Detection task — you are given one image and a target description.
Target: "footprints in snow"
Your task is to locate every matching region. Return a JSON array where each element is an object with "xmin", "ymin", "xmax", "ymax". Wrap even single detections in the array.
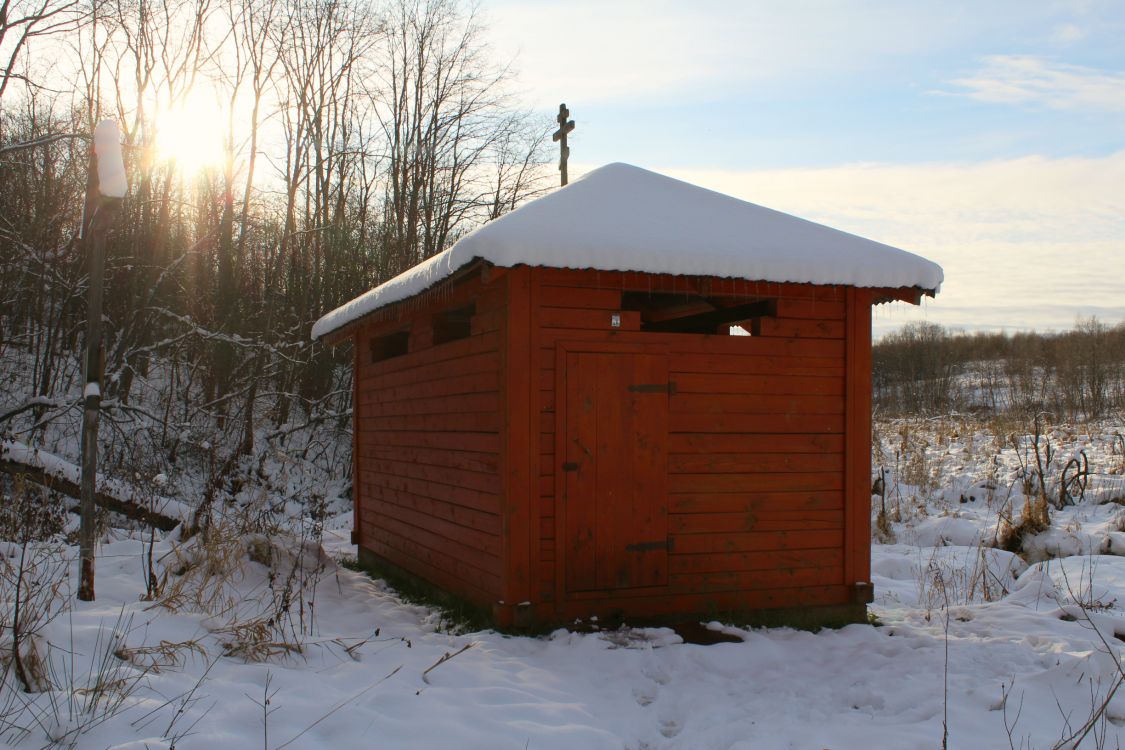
[
  {"xmin": 633, "ymin": 657, "xmax": 683, "ymax": 741},
  {"xmin": 659, "ymin": 719, "xmax": 683, "ymax": 739},
  {"xmin": 632, "ymin": 685, "xmax": 656, "ymax": 707}
]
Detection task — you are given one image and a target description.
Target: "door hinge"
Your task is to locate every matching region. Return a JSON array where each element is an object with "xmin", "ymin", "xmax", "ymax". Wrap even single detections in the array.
[
  {"xmin": 625, "ymin": 538, "xmax": 673, "ymax": 553},
  {"xmin": 562, "ymin": 461, "xmax": 579, "ymax": 472}
]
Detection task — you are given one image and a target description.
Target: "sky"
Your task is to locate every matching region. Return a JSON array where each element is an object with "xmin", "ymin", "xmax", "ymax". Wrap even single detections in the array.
[{"xmin": 484, "ymin": 0, "xmax": 1125, "ymax": 336}]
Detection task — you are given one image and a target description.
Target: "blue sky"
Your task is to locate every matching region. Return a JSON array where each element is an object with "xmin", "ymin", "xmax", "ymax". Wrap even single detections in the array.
[{"xmin": 486, "ymin": 0, "xmax": 1125, "ymax": 335}]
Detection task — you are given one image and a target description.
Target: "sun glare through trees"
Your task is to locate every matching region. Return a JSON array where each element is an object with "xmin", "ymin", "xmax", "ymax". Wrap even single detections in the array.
[{"xmin": 152, "ymin": 89, "xmax": 228, "ymax": 174}]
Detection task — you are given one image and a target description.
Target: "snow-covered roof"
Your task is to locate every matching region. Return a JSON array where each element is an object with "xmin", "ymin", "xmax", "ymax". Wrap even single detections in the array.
[{"xmin": 312, "ymin": 163, "xmax": 943, "ymax": 340}]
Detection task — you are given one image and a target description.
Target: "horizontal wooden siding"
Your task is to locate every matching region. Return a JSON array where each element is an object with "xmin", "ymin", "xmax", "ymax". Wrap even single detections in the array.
[
  {"xmin": 354, "ymin": 278, "xmax": 505, "ymax": 606},
  {"xmin": 532, "ymin": 268, "xmax": 852, "ymax": 618}
]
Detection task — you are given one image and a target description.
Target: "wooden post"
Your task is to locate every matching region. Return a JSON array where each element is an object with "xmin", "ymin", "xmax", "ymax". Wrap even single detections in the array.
[
  {"xmin": 77, "ymin": 171, "xmax": 106, "ymax": 602},
  {"xmin": 552, "ymin": 104, "xmax": 575, "ymax": 186},
  {"xmin": 77, "ymin": 121, "xmax": 126, "ymax": 602}
]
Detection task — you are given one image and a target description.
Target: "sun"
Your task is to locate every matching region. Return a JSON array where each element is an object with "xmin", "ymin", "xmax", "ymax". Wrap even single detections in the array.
[{"xmin": 153, "ymin": 89, "xmax": 227, "ymax": 174}]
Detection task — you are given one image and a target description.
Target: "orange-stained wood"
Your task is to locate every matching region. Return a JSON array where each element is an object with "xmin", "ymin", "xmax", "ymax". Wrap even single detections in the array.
[
  {"xmin": 669, "ymin": 433, "xmax": 844, "ymax": 454},
  {"xmin": 669, "ymin": 472, "xmax": 843, "ymax": 494},
  {"xmin": 671, "ymin": 529, "xmax": 843, "ymax": 555},
  {"xmin": 358, "ymin": 330, "xmax": 502, "ymax": 378},
  {"xmin": 670, "ymin": 491, "xmax": 844, "ymax": 514},
  {"xmin": 669, "ymin": 393, "xmax": 844, "ymax": 415},
  {"xmin": 351, "ymin": 334, "xmax": 361, "ymax": 546},
  {"xmin": 539, "ymin": 285, "xmax": 622, "ymax": 309},
  {"xmin": 357, "ymin": 392, "xmax": 500, "ymax": 417},
  {"xmin": 502, "ymin": 267, "xmax": 534, "ymax": 612},
  {"xmin": 361, "ymin": 430, "xmax": 500, "ymax": 453},
  {"xmin": 664, "ymin": 353, "xmax": 844, "ymax": 377},
  {"xmin": 359, "ymin": 345, "xmax": 502, "ymax": 384},
  {"xmin": 363, "ymin": 495, "xmax": 501, "ymax": 551},
  {"xmin": 671, "ymin": 548, "xmax": 843, "ymax": 575},
  {"xmin": 358, "ymin": 457, "xmax": 500, "ymax": 493},
  {"xmin": 363, "ymin": 522, "xmax": 500, "ymax": 601},
  {"xmin": 363, "ymin": 484, "xmax": 501, "ymax": 534},
  {"xmin": 359, "ymin": 411, "xmax": 501, "ymax": 433},
  {"xmin": 668, "ymin": 452, "xmax": 844, "ymax": 474},
  {"xmin": 751, "ymin": 318, "xmax": 845, "ymax": 339},
  {"xmin": 540, "ymin": 307, "xmax": 641, "ymax": 331},
  {"xmin": 351, "ymin": 289, "xmax": 506, "ymax": 604},
  {"xmin": 534, "ymin": 328, "xmax": 847, "ymax": 359},
  {"xmin": 361, "ymin": 514, "xmax": 500, "ymax": 576},
  {"xmin": 673, "ymin": 373, "xmax": 844, "ymax": 396},
  {"xmin": 669, "ymin": 566, "xmax": 843, "ymax": 592},
  {"xmin": 561, "ymin": 347, "xmax": 670, "ymax": 592},
  {"xmin": 359, "ymin": 444, "xmax": 499, "ymax": 473},
  {"xmin": 357, "ymin": 372, "xmax": 500, "ymax": 405},
  {"xmin": 773, "ymin": 299, "xmax": 847, "ymax": 320},
  {"xmin": 669, "ymin": 413, "xmax": 844, "ymax": 434},
  {"xmin": 844, "ymin": 287, "xmax": 874, "ymax": 588},
  {"xmin": 342, "ymin": 260, "xmax": 916, "ymax": 625},
  {"xmin": 357, "ymin": 473, "xmax": 499, "ymax": 514},
  {"xmin": 670, "ymin": 510, "xmax": 844, "ymax": 534},
  {"xmin": 526, "ymin": 269, "xmax": 543, "ymax": 613}
]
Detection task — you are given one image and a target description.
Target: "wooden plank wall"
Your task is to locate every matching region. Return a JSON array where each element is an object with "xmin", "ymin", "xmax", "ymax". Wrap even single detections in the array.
[
  {"xmin": 532, "ymin": 268, "xmax": 856, "ymax": 618},
  {"xmin": 353, "ymin": 275, "xmax": 506, "ymax": 606}
]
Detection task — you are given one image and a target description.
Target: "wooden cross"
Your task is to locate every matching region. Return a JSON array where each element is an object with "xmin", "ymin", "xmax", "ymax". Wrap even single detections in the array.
[{"xmin": 552, "ymin": 103, "xmax": 575, "ymax": 186}]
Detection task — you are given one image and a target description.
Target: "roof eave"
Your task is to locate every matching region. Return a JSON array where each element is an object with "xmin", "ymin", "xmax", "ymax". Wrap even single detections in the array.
[
  {"xmin": 871, "ymin": 286, "xmax": 936, "ymax": 306},
  {"xmin": 313, "ymin": 258, "xmax": 495, "ymax": 346}
]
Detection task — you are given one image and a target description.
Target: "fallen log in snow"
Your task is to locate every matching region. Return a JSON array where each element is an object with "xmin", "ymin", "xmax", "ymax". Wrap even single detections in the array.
[{"xmin": 0, "ymin": 441, "xmax": 185, "ymax": 531}]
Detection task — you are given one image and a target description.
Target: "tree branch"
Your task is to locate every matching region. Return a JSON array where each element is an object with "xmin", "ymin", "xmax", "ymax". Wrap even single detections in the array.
[{"xmin": 0, "ymin": 132, "xmax": 88, "ymax": 156}]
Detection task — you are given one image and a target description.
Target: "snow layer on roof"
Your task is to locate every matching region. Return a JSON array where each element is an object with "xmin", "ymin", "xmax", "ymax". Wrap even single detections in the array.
[{"xmin": 312, "ymin": 163, "xmax": 943, "ymax": 340}]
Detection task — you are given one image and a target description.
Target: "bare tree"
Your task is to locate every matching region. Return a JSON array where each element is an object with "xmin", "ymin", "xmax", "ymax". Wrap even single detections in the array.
[
  {"xmin": 1, "ymin": 0, "xmax": 551, "ymax": 563},
  {"xmin": 0, "ymin": 0, "xmax": 84, "ymax": 106},
  {"xmin": 372, "ymin": 0, "xmax": 547, "ymax": 277}
]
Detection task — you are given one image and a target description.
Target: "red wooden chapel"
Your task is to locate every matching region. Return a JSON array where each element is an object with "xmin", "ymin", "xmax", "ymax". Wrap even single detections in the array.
[{"xmin": 313, "ymin": 163, "xmax": 943, "ymax": 628}]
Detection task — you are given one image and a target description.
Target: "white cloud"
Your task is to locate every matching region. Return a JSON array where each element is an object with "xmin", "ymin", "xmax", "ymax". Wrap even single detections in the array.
[
  {"xmin": 569, "ymin": 152, "xmax": 1125, "ymax": 334},
  {"xmin": 947, "ymin": 55, "xmax": 1125, "ymax": 112},
  {"xmin": 1050, "ymin": 23, "xmax": 1087, "ymax": 44}
]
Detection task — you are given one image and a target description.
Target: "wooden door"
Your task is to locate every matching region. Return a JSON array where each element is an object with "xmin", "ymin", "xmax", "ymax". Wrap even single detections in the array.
[{"xmin": 562, "ymin": 350, "xmax": 669, "ymax": 593}]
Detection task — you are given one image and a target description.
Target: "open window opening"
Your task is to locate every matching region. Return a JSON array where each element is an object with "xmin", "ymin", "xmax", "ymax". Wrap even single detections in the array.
[
  {"xmin": 620, "ymin": 292, "xmax": 777, "ymax": 335},
  {"xmin": 432, "ymin": 302, "xmax": 475, "ymax": 345},
  {"xmin": 371, "ymin": 330, "xmax": 410, "ymax": 363}
]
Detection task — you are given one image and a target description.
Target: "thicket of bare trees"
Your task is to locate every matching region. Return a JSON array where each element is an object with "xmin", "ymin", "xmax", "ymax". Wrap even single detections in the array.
[
  {"xmin": 0, "ymin": 0, "xmax": 550, "ymax": 514},
  {"xmin": 874, "ymin": 319, "xmax": 1125, "ymax": 418}
]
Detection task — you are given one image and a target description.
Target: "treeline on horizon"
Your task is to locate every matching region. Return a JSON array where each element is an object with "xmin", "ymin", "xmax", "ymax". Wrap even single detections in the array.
[{"xmin": 873, "ymin": 318, "xmax": 1125, "ymax": 419}]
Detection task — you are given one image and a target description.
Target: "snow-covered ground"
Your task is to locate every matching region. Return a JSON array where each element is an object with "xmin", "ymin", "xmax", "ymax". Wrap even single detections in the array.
[{"xmin": 4, "ymin": 416, "xmax": 1125, "ymax": 749}]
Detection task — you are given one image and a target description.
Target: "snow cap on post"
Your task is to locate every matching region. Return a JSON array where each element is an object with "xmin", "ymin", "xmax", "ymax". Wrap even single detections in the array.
[{"xmin": 93, "ymin": 119, "xmax": 127, "ymax": 198}]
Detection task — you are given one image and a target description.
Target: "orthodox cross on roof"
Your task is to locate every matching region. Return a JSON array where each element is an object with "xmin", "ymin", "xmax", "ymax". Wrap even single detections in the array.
[{"xmin": 552, "ymin": 103, "xmax": 575, "ymax": 186}]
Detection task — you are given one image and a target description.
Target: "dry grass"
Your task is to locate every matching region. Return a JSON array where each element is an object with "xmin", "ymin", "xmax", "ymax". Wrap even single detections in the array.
[
  {"xmin": 213, "ymin": 618, "xmax": 303, "ymax": 663},
  {"xmin": 114, "ymin": 639, "xmax": 207, "ymax": 673},
  {"xmin": 155, "ymin": 521, "xmax": 246, "ymax": 619},
  {"xmin": 896, "ymin": 423, "xmax": 937, "ymax": 497},
  {"xmin": 916, "ymin": 544, "xmax": 1015, "ymax": 622},
  {"xmin": 153, "ymin": 502, "xmax": 332, "ymax": 667},
  {"xmin": 874, "ymin": 509, "xmax": 895, "ymax": 543},
  {"xmin": 997, "ymin": 496, "xmax": 1052, "ymax": 555}
]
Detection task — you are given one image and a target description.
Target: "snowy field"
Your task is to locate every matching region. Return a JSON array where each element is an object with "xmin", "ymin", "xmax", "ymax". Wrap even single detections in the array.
[{"xmin": 4, "ymin": 416, "xmax": 1125, "ymax": 749}]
